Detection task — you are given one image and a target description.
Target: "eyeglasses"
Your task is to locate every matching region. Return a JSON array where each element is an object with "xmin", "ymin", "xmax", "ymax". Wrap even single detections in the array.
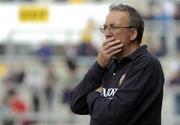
[{"xmin": 100, "ymin": 25, "xmax": 133, "ymax": 33}]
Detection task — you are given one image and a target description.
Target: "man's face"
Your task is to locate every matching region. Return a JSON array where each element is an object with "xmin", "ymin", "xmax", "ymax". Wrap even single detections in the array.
[{"xmin": 104, "ymin": 11, "xmax": 132, "ymax": 47}]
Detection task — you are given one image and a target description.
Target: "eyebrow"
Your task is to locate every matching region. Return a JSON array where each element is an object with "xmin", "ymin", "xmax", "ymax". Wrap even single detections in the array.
[
  {"xmin": 104, "ymin": 24, "xmax": 119, "ymax": 26},
  {"xmin": 103, "ymin": 23, "xmax": 130, "ymax": 27}
]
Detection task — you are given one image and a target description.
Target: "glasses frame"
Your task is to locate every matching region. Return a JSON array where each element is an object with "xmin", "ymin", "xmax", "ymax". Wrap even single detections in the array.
[{"xmin": 100, "ymin": 25, "xmax": 134, "ymax": 33}]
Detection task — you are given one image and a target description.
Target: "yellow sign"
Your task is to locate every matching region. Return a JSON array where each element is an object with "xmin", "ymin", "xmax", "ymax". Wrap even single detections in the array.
[
  {"xmin": 0, "ymin": 64, "xmax": 7, "ymax": 76},
  {"xmin": 69, "ymin": 0, "xmax": 85, "ymax": 4},
  {"xmin": 19, "ymin": 6, "xmax": 48, "ymax": 22}
]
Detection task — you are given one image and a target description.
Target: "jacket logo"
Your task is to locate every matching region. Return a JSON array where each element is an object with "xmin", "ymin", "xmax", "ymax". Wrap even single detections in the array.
[
  {"xmin": 119, "ymin": 74, "xmax": 126, "ymax": 86},
  {"xmin": 101, "ymin": 88, "xmax": 118, "ymax": 97}
]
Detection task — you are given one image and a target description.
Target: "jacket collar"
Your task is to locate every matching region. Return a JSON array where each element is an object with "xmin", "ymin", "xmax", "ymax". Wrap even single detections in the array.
[
  {"xmin": 127, "ymin": 45, "xmax": 148, "ymax": 60},
  {"xmin": 113, "ymin": 45, "xmax": 148, "ymax": 65}
]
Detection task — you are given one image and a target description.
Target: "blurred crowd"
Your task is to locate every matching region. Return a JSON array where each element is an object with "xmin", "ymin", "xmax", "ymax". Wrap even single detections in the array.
[{"xmin": 0, "ymin": 0, "xmax": 179, "ymax": 125}]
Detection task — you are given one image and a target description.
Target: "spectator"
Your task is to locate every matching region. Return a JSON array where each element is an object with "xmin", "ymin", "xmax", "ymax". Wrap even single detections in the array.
[
  {"xmin": 36, "ymin": 43, "xmax": 53, "ymax": 65},
  {"xmin": 169, "ymin": 68, "xmax": 180, "ymax": 115}
]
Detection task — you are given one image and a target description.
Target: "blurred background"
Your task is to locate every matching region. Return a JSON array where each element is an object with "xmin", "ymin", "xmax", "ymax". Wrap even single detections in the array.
[{"xmin": 0, "ymin": 0, "xmax": 179, "ymax": 125}]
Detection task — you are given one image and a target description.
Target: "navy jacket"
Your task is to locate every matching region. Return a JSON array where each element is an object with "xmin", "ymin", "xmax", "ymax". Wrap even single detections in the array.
[{"xmin": 70, "ymin": 45, "xmax": 164, "ymax": 125}]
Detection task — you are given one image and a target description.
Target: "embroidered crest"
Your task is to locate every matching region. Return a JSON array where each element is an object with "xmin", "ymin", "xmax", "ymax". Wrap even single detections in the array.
[{"xmin": 119, "ymin": 74, "xmax": 126, "ymax": 86}]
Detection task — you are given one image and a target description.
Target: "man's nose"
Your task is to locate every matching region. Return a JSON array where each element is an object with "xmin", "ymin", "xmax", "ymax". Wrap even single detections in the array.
[{"xmin": 105, "ymin": 29, "xmax": 113, "ymax": 39}]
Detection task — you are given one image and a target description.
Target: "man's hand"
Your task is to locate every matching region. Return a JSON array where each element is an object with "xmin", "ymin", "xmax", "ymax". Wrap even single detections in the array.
[
  {"xmin": 97, "ymin": 37, "xmax": 123, "ymax": 68},
  {"xmin": 95, "ymin": 86, "xmax": 103, "ymax": 93}
]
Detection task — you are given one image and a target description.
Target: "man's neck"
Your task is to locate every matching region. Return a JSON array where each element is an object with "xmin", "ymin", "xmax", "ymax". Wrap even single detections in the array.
[{"xmin": 116, "ymin": 43, "xmax": 139, "ymax": 61}]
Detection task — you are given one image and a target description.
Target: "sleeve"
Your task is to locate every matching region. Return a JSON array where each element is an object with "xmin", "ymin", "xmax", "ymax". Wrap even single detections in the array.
[
  {"xmin": 86, "ymin": 58, "xmax": 164, "ymax": 123},
  {"xmin": 70, "ymin": 61, "xmax": 107, "ymax": 114}
]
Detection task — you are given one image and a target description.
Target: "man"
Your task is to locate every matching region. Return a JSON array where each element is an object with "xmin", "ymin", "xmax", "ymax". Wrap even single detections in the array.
[{"xmin": 70, "ymin": 3, "xmax": 164, "ymax": 125}]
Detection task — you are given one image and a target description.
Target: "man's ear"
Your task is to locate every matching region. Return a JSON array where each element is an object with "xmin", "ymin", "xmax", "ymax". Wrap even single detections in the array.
[{"xmin": 130, "ymin": 28, "xmax": 137, "ymax": 41}]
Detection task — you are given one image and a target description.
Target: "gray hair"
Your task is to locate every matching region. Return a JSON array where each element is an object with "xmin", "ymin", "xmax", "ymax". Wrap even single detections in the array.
[{"xmin": 109, "ymin": 4, "xmax": 144, "ymax": 44}]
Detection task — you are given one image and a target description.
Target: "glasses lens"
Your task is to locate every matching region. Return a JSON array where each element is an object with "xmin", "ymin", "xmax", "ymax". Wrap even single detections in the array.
[{"xmin": 100, "ymin": 26, "xmax": 105, "ymax": 33}]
